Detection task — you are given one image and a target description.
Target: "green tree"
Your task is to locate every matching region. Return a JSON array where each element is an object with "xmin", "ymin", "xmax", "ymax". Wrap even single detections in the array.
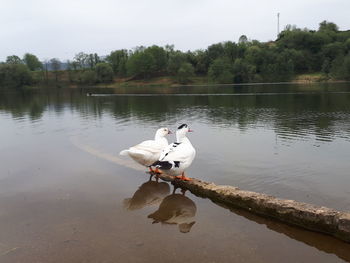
[
  {"xmin": 0, "ymin": 64, "xmax": 33, "ymax": 88},
  {"xmin": 232, "ymin": 59, "xmax": 256, "ymax": 83},
  {"xmin": 145, "ymin": 45, "xmax": 167, "ymax": 72},
  {"xmin": 321, "ymin": 42, "xmax": 345, "ymax": 61},
  {"xmin": 245, "ymin": 45, "xmax": 266, "ymax": 73},
  {"xmin": 127, "ymin": 51, "xmax": 155, "ymax": 79},
  {"xmin": 207, "ymin": 43, "xmax": 225, "ymax": 63},
  {"xmin": 74, "ymin": 52, "xmax": 89, "ymax": 69},
  {"xmin": 6, "ymin": 55, "xmax": 22, "ymax": 64},
  {"xmin": 277, "ymin": 27, "xmax": 326, "ymax": 54},
  {"xmin": 23, "ymin": 53, "xmax": 42, "ymax": 71},
  {"xmin": 87, "ymin": 53, "xmax": 100, "ymax": 69},
  {"xmin": 167, "ymin": 51, "xmax": 187, "ymax": 75},
  {"xmin": 208, "ymin": 57, "xmax": 233, "ymax": 84},
  {"xmin": 321, "ymin": 58, "xmax": 331, "ymax": 74},
  {"xmin": 106, "ymin": 49, "xmax": 128, "ymax": 76},
  {"xmin": 95, "ymin": 63, "xmax": 114, "ymax": 83},
  {"xmin": 239, "ymin": 35, "xmax": 248, "ymax": 44},
  {"xmin": 319, "ymin": 21, "xmax": 338, "ymax": 32},
  {"xmin": 343, "ymin": 55, "xmax": 350, "ymax": 80},
  {"xmin": 345, "ymin": 39, "xmax": 350, "ymax": 52},
  {"xmin": 177, "ymin": 62, "xmax": 194, "ymax": 84},
  {"xmin": 223, "ymin": 41, "xmax": 238, "ymax": 62},
  {"xmin": 260, "ymin": 50, "xmax": 294, "ymax": 81},
  {"xmin": 81, "ymin": 70, "xmax": 97, "ymax": 84},
  {"xmin": 330, "ymin": 54, "xmax": 350, "ymax": 80},
  {"xmin": 187, "ymin": 50, "xmax": 209, "ymax": 75}
]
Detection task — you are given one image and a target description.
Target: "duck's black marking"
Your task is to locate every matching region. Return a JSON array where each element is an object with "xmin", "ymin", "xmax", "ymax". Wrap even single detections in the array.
[
  {"xmin": 153, "ymin": 161, "xmax": 173, "ymax": 170},
  {"xmin": 172, "ymin": 142, "xmax": 181, "ymax": 148},
  {"xmin": 152, "ymin": 160, "xmax": 181, "ymax": 170},
  {"xmin": 177, "ymin": 124, "xmax": 188, "ymax": 130}
]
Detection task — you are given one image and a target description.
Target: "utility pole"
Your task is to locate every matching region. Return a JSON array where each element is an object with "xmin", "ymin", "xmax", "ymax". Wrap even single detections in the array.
[{"xmin": 277, "ymin": 13, "xmax": 280, "ymax": 38}]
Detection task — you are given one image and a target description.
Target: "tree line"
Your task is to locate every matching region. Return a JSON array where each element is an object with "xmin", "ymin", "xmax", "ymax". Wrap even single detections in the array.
[{"xmin": 1, "ymin": 20, "xmax": 350, "ymax": 89}]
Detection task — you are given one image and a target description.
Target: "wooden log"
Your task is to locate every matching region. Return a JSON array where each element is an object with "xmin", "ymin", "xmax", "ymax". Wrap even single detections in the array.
[{"xmin": 154, "ymin": 173, "xmax": 350, "ymax": 243}]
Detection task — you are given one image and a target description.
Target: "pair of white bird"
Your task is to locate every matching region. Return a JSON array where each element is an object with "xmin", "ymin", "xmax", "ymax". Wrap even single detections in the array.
[{"xmin": 120, "ymin": 124, "xmax": 196, "ymax": 181}]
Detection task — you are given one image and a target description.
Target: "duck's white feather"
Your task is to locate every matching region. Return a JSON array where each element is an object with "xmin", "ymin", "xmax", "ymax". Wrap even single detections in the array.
[
  {"xmin": 155, "ymin": 125, "xmax": 196, "ymax": 175},
  {"xmin": 160, "ymin": 140, "xmax": 195, "ymax": 164},
  {"xmin": 120, "ymin": 128, "xmax": 170, "ymax": 167}
]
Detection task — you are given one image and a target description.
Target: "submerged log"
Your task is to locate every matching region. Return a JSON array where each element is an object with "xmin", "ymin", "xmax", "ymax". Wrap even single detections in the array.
[{"xmin": 155, "ymin": 174, "xmax": 350, "ymax": 243}]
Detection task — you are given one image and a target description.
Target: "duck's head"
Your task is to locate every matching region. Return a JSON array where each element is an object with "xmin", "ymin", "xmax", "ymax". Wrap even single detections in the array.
[
  {"xmin": 176, "ymin": 124, "xmax": 193, "ymax": 136},
  {"xmin": 176, "ymin": 124, "xmax": 193, "ymax": 140},
  {"xmin": 155, "ymin": 127, "xmax": 172, "ymax": 138}
]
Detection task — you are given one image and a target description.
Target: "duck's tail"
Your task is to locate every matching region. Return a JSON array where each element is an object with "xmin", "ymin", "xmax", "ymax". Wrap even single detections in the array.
[{"xmin": 119, "ymin": 149, "xmax": 129, "ymax": 156}]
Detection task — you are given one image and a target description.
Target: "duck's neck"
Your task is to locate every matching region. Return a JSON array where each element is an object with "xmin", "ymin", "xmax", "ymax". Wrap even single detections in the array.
[
  {"xmin": 155, "ymin": 135, "xmax": 168, "ymax": 146},
  {"xmin": 176, "ymin": 134, "xmax": 189, "ymax": 143}
]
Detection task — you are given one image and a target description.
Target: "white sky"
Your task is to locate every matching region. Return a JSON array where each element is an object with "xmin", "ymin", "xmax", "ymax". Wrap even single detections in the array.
[{"xmin": 1, "ymin": 0, "xmax": 349, "ymax": 61}]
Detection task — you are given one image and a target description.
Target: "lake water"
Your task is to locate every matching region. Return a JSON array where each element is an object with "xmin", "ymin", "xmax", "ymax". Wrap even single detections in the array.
[{"xmin": 1, "ymin": 83, "xmax": 350, "ymax": 262}]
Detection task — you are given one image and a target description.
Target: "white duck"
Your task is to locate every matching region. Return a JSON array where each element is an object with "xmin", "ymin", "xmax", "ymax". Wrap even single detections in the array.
[
  {"xmin": 153, "ymin": 124, "xmax": 196, "ymax": 181},
  {"xmin": 120, "ymin": 128, "xmax": 171, "ymax": 172}
]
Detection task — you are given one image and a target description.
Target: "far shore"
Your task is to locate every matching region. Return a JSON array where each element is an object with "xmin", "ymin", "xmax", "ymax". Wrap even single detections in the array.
[
  {"xmin": 21, "ymin": 72, "xmax": 349, "ymax": 90},
  {"xmin": 85, "ymin": 73, "xmax": 350, "ymax": 89}
]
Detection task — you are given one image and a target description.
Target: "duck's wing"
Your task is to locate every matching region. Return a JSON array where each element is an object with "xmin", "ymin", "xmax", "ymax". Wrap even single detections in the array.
[
  {"xmin": 158, "ymin": 142, "xmax": 182, "ymax": 161},
  {"xmin": 121, "ymin": 140, "xmax": 166, "ymax": 166},
  {"xmin": 161, "ymin": 142, "xmax": 192, "ymax": 162},
  {"xmin": 154, "ymin": 143, "xmax": 193, "ymax": 170},
  {"xmin": 131, "ymin": 140, "xmax": 164, "ymax": 154}
]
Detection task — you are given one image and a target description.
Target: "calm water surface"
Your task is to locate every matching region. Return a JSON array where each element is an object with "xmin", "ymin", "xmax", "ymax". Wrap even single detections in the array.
[{"xmin": 1, "ymin": 83, "xmax": 350, "ymax": 262}]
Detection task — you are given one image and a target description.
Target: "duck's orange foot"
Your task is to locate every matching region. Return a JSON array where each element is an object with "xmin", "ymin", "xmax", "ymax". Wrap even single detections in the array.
[
  {"xmin": 154, "ymin": 168, "xmax": 163, "ymax": 174},
  {"xmin": 175, "ymin": 175, "xmax": 192, "ymax": 181}
]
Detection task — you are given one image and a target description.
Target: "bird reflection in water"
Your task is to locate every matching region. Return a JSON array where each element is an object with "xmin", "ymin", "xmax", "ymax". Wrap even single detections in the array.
[
  {"xmin": 148, "ymin": 187, "xmax": 197, "ymax": 233},
  {"xmin": 123, "ymin": 176, "xmax": 171, "ymax": 210}
]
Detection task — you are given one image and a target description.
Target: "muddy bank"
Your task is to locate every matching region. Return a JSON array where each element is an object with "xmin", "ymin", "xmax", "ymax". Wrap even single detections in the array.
[{"xmin": 155, "ymin": 173, "xmax": 350, "ymax": 243}]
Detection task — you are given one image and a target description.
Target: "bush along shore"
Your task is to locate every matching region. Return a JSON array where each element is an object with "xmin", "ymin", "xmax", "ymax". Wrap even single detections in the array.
[{"xmin": 1, "ymin": 20, "xmax": 350, "ymax": 89}]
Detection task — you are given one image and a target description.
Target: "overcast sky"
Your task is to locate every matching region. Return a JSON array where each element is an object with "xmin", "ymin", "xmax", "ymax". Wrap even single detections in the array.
[{"xmin": 1, "ymin": 0, "xmax": 349, "ymax": 61}]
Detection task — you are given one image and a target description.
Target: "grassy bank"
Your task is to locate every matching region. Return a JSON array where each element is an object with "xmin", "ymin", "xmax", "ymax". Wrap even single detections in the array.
[
  {"xmin": 22, "ymin": 71, "xmax": 348, "ymax": 90},
  {"xmin": 96, "ymin": 73, "xmax": 345, "ymax": 88}
]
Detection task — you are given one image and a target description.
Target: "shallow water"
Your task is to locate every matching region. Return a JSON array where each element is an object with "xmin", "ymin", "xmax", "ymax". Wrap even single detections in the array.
[{"xmin": 1, "ymin": 83, "xmax": 350, "ymax": 262}]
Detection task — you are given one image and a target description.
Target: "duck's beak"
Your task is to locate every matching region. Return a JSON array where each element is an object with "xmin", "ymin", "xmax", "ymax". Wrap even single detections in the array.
[
  {"xmin": 168, "ymin": 130, "xmax": 173, "ymax": 134},
  {"xmin": 188, "ymin": 129, "xmax": 194, "ymax": 132}
]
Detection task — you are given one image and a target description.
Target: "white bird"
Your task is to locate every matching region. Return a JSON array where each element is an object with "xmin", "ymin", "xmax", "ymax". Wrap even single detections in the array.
[
  {"xmin": 120, "ymin": 128, "xmax": 172, "ymax": 172},
  {"xmin": 153, "ymin": 124, "xmax": 196, "ymax": 181}
]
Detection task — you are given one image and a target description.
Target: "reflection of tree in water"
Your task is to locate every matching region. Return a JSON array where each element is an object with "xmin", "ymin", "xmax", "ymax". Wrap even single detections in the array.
[
  {"xmin": 0, "ymin": 90, "xmax": 46, "ymax": 121},
  {"xmin": 1, "ymin": 85, "xmax": 350, "ymax": 142},
  {"xmin": 123, "ymin": 179, "xmax": 170, "ymax": 210},
  {"xmin": 148, "ymin": 189, "xmax": 197, "ymax": 233}
]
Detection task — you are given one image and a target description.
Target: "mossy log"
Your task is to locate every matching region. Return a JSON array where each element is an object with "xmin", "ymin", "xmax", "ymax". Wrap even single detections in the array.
[{"xmin": 156, "ymin": 174, "xmax": 350, "ymax": 243}]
